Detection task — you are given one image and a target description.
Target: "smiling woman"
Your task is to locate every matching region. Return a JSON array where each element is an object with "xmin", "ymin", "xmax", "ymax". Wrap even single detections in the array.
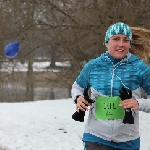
[
  {"xmin": 106, "ymin": 34, "xmax": 130, "ymax": 59},
  {"xmin": 105, "ymin": 23, "xmax": 132, "ymax": 59},
  {"xmin": 71, "ymin": 22, "xmax": 150, "ymax": 150}
]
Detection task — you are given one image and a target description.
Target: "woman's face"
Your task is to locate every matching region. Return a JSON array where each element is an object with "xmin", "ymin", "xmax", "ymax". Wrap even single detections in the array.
[{"xmin": 107, "ymin": 34, "xmax": 130, "ymax": 59}]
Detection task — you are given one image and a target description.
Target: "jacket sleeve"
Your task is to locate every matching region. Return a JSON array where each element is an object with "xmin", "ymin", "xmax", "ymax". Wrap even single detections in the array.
[
  {"xmin": 137, "ymin": 97, "xmax": 150, "ymax": 113},
  {"xmin": 136, "ymin": 64, "xmax": 150, "ymax": 113},
  {"xmin": 71, "ymin": 59, "xmax": 95, "ymax": 102}
]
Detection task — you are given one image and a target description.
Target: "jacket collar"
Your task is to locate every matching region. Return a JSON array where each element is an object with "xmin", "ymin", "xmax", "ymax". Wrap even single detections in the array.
[
  {"xmin": 99, "ymin": 51, "xmax": 140, "ymax": 65},
  {"xmin": 102, "ymin": 51, "xmax": 128, "ymax": 64}
]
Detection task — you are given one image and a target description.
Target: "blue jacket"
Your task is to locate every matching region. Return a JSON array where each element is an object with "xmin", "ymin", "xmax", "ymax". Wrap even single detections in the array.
[{"xmin": 71, "ymin": 52, "xmax": 150, "ymax": 148}]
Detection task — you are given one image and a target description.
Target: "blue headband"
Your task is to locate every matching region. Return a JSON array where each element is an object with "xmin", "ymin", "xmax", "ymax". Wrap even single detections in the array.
[{"xmin": 105, "ymin": 22, "xmax": 132, "ymax": 45}]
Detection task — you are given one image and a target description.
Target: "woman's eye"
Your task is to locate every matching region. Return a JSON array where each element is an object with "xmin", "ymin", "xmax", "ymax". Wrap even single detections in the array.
[
  {"xmin": 113, "ymin": 38, "xmax": 119, "ymax": 40},
  {"xmin": 124, "ymin": 39, "xmax": 130, "ymax": 42}
]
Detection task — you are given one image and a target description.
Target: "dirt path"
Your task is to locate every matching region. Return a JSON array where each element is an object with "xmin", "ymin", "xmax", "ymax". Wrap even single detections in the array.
[{"xmin": 0, "ymin": 147, "xmax": 10, "ymax": 150}]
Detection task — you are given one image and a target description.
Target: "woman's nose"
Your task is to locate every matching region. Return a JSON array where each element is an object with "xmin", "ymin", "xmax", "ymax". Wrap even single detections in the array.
[{"xmin": 118, "ymin": 40, "xmax": 124, "ymax": 46}]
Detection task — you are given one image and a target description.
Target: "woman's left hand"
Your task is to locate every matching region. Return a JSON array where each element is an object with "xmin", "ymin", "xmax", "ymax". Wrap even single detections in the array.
[{"xmin": 119, "ymin": 98, "xmax": 139, "ymax": 110}]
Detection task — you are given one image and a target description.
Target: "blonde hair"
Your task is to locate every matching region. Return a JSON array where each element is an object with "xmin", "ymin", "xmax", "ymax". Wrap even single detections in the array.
[{"xmin": 130, "ymin": 27, "xmax": 150, "ymax": 62}]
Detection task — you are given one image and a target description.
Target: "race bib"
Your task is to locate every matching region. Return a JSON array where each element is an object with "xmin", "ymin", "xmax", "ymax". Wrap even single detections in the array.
[{"xmin": 95, "ymin": 96, "xmax": 124, "ymax": 120}]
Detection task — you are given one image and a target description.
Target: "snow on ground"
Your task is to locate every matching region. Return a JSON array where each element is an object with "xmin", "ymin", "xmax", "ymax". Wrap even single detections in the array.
[
  {"xmin": 0, "ymin": 99, "xmax": 150, "ymax": 150},
  {"xmin": 1, "ymin": 61, "xmax": 70, "ymax": 72}
]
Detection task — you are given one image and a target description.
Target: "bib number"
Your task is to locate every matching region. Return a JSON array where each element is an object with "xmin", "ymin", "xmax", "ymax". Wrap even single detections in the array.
[{"xmin": 95, "ymin": 96, "xmax": 124, "ymax": 120}]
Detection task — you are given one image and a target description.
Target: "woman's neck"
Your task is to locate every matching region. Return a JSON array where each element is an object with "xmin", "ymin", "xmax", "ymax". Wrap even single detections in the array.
[{"xmin": 106, "ymin": 52, "xmax": 122, "ymax": 64}]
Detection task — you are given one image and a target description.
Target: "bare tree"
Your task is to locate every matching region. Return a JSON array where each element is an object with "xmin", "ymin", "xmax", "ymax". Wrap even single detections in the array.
[{"xmin": 0, "ymin": 0, "xmax": 149, "ymax": 101}]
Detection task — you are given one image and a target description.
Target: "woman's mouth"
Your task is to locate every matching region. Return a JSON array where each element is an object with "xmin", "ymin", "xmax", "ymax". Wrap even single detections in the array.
[{"xmin": 117, "ymin": 49, "xmax": 124, "ymax": 52}]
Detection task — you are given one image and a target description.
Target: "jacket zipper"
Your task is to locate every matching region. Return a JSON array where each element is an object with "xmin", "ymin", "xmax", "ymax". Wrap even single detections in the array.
[
  {"xmin": 111, "ymin": 66, "xmax": 115, "ymax": 97},
  {"xmin": 110, "ymin": 62, "xmax": 125, "ymax": 141}
]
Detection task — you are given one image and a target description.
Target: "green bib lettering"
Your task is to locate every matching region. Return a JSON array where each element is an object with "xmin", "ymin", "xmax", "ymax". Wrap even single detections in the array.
[{"xmin": 95, "ymin": 96, "xmax": 124, "ymax": 120}]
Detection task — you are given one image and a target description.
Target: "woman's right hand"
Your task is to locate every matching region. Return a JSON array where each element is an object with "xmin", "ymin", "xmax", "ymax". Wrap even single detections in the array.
[{"xmin": 76, "ymin": 96, "xmax": 91, "ymax": 112}]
